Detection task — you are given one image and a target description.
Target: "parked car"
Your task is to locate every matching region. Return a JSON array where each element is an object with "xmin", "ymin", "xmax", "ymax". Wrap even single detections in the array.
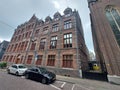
[
  {"xmin": 25, "ymin": 67, "xmax": 56, "ymax": 84},
  {"xmin": 7, "ymin": 64, "xmax": 28, "ymax": 76}
]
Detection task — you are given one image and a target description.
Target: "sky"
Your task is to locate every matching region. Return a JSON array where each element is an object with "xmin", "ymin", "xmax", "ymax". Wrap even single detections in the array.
[{"xmin": 0, "ymin": 0, "xmax": 94, "ymax": 53}]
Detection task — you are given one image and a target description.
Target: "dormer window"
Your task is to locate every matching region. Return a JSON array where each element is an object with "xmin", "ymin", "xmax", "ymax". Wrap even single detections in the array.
[
  {"xmin": 54, "ymin": 12, "xmax": 61, "ymax": 21},
  {"xmin": 54, "ymin": 18, "xmax": 59, "ymax": 21},
  {"xmin": 65, "ymin": 13, "xmax": 71, "ymax": 17},
  {"xmin": 38, "ymin": 20, "xmax": 44, "ymax": 26},
  {"xmin": 64, "ymin": 7, "xmax": 72, "ymax": 17},
  {"xmin": 45, "ymin": 16, "xmax": 52, "ymax": 24}
]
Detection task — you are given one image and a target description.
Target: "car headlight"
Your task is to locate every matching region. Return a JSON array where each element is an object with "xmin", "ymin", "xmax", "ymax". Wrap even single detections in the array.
[{"xmin": 44, "ymin": 74, "xmax": 52, "ymax": 79}]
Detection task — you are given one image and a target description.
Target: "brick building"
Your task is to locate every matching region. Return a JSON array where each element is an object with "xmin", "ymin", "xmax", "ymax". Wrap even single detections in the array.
[
  {"xmin": 88, "ymin": 0, "xmax": 120, "ymax": 84},
  {"xmin": 2, "ymin": 8, "xmax": 89, "ymax": 77}
]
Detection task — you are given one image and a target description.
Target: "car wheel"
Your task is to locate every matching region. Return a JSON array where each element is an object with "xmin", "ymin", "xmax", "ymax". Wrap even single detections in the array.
[
  {"xmin": 15, "ymin": 72, "xmax": 19, "ymax": 76},
  {"xmin": 7, "ymin": 69, "xmax": 10, "ymax": 74},
  {"xmin": 25, "ymin": 74, "xmax": 29, "ymax": 79},
  {"xmin": 41, "ymin": 78, "xmax": 47, "ymax": 84}
]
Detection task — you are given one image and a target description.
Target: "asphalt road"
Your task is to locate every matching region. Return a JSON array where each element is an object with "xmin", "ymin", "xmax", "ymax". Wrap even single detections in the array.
[
  {"xmin": 1, "ymin": 70, "xmax": 120, "ymax": 90},
  {"xmin": 0, "ymin": 71, "xmax": 57, "ymax": 90},
  {"xmin": 0, "ymin": 71, "xmax": 82, "ymax": 90}
]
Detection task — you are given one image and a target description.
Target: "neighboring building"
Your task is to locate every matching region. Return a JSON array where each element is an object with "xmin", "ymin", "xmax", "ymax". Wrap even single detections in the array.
[
  {"xmin": 89, "ymin": 51, "xmax": 95, "ymax": 61},
  {"xmin": 0, "ymin": 40, "xmax": 9, "ymax": 61},
  {"xmin": 88, "ymin": 0, "xmax": 120, "ymax": 84},
  {"xmin": 2, "ymin": 8, "xmax": 89, "ymax": 77}
]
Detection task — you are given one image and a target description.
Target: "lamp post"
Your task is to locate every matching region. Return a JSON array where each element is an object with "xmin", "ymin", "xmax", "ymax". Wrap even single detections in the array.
[{"xmin": 31, "ymin": 38, "xmax": 37, "ymax": 66}]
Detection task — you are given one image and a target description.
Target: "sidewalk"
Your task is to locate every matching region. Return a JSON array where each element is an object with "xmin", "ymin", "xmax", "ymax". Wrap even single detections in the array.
[
  {"xmin": 0, "ymin": 68, "xmax": 6, "ymax": 72},
  {"xmin": 56, "ymin": 75, "xmax": 120, "ymax": 90}
]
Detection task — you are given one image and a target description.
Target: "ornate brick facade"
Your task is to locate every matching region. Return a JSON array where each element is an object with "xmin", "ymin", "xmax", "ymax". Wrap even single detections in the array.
[{"xmin": 2, "ymin": 8, "xmax": 89, "ymax": 77}]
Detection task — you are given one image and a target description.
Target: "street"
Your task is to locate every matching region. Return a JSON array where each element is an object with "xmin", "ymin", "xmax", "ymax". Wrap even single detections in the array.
[
  {"xmin": 0, "ymin": 71, "xmax": 82, "ymax": 90},
  {"xmin": 0, "ymin": 70, "xmax": 120, "ymax": 90}
]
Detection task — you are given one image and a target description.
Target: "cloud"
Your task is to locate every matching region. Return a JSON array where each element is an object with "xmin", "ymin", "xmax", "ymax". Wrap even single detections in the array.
[{"xmin": 52, "ymin": 1, "xmax": 60, "ymax": 9}]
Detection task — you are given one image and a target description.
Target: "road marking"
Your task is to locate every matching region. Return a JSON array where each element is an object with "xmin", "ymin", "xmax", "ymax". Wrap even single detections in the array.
[
  {"xmin": 21, "ymin": 76, "xmax": 25, "ymax": 78},
  {"xmin": 71, "ymin": 84, "xmax": 75, "ymax": 90},
  {"xmin": 76, "ymin": 84, "xmax": 91, "ymax": 90},
  {"xmin": 50, "ymin": 84, "xmax": 61, "ymax": 90},
  {"xmin": 60, "ymin": 82, "xmax": 66, "ymax": 89}
]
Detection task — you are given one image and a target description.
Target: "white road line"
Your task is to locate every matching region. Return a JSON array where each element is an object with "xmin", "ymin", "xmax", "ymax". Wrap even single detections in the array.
[
  {"xmin": 50, "ymin": 84, "xmax": 61, "ymax": 90},
  {"xmin": 60, "ymin": 82, "xmax": 66, "ymax": 89},
  {"xmin": 71, "ymin": 84, "xmax": 75, "ymax": 90},
  {"xmin": 21, "ymin": 76, "xmax": 25, "ymax": 78},
  {"xmin": 76, "ymin": 84, "xmax": 91, "ymax": 90}
]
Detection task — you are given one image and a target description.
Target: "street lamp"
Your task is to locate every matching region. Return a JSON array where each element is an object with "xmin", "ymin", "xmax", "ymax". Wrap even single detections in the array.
[{"xmin": 31, "ymin": 38, "xmax": 38, "ymax": 66}]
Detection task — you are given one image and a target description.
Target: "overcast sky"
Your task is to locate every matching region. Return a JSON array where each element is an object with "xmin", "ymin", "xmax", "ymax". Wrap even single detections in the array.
[{"xmin": 0, "ymin": 0, "xmax": 94, "ymax": 52}]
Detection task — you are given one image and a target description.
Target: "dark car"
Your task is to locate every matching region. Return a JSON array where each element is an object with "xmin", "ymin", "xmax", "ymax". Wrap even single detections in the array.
[{"xmin": 25, "ymin": 67, "xmax": 56, "ymax": 84}]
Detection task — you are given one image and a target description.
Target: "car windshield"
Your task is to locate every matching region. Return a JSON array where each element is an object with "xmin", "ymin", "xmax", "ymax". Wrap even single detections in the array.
[
  {"xmin": 18, "ymin": 65, "xmax": 26, "ymax": 68},
  {"xmin": 38, "ymin": 67, "xmax": 47, "ymax": 73}
]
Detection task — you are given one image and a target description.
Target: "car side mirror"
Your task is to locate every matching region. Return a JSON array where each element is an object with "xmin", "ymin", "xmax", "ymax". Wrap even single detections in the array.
[{"xmin": 35, "ymin": 69, "xmax": 40, "ymax": 73}]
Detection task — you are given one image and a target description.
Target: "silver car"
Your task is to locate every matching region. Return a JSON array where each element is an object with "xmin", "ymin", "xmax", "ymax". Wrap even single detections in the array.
[{"xmin": 7, "ymin": 64, "xmax": 28, "ymax": 76}]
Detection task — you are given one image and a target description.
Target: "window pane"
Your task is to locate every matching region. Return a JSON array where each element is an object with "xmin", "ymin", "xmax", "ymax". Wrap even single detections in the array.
[{"xmin": 106, "ymin": 7, "xmax": 120, "ymax": 47}]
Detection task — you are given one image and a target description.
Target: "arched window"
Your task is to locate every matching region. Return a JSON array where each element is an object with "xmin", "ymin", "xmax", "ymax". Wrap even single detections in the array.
[{"xmin": 105, "ymin": 5, "xmax": 120, "ymax": 47}]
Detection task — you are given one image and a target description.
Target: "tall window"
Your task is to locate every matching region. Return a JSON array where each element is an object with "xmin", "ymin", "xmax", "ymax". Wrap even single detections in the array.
[
  {"xmin": 21, "ymin": 56, "xmax": 24, "ymax": 63},
  {"xmin": 13, "ymin": 44, "xmax": 18, "ymax": 52},
  {"xmin": 52, "ymin": 24, "xmax": 59, "ymax": 32},
  {"xmin": 22, "ymin": 34, "xmax": 25, "ymax": 39},
  {"xmin": 6, "ymin": 56, "xmax": 9, "ymax": 62},
  {"xmin": 50, "ymin": 36, "xmax": 57, "ymax": 49},
  {"xmin": 30, "ymin": 42, "xmax": 36, "ymax": 50},
  {"xmin": 20, "ymin": 42, "xmax": 25, "ymax": 51},
  {"xmin": 64, "ymin": 20, "xmax": 72, "ymax": 29},
  {"xmin": 64, "ymin": 33, "xmax": 72, "ymax": 48},
  {"xmin": 63, "ymin": 55, "xmax": 73, "ymax": 68},
  {"xmin": 34, "ymin": 29, "xmax": 39, "ymax": 37},
  {"xmin": 18, "ymin": 35, "xmax": 21, "ymax": 41},
  {"xmin": 9, "ymin": 56, "xmax": 13, "ymax": 62},
  {"xmin": 10, "ymin": 45, "xmax": 14, "ymax": 52},
  {"xmin": 24, "ymin": 41, "xmax": 28, "ymax": 50},
  {"xmin": 47, "ymin": 55, "xmax": 55, "ymax": 66},
  {"xmin": 105, "ymin": 6, "xmax": 120, "ymax": 46},
  {"xmin": 39, "ymin": 38, "xmax": 46, "ymax": 49},
  {"xmin": 43, "ymin": 27, "xmax": 48, "ymax": 34},
  {"xmin": 25, "ymin": 32, "xmax": 28, "ymax": 38},
  {"xmin": 36, "ymin": 55, "xmax": 43, "ymax": 65},
  {"xmin": 27, "ymin": 55, "xmax": 33, "ymax": 64},
  {"xmin": 28, "ymin": 31, "xmax": 32, "ymax": 38},
  {"xmin": 18, "ymin": 43, "xmax": 21, "ymax": 51},
  {"xmin": 7, "ymin": 45, "xmax": 10, "ymax": 52},
  {"xmin": 2, "ymin": 56, "xmax": 6, "ymax": 61}
]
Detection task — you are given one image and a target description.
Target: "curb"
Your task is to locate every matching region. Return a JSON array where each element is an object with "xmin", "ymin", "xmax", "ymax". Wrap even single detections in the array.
[
  {"xmin": 0, "ymin": 69, "xmax": 7, "ymax": 72},
  {"xmin": 56, "ymin": 75, "xmax": 84, "ymax": 84}
]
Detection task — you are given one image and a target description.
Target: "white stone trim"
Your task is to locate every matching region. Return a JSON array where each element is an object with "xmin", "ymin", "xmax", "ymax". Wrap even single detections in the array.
[{"xmin": 107, "ymin": 75, "xmax": 120, "ymax": 85}]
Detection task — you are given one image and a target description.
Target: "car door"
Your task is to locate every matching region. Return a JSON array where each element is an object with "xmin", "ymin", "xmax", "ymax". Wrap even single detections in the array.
[
  {"xmin": 28, "ymin": 68, "xmax": 37, "ymax": 80},
  {"xmin": 34, "ymin": 69, "xmax": 41, "ymax": 81},
  {"xmin": 10, "ymin": 65, "xmax": 17, "ymax": 74},
  {"xmin": 12, "ymin": 65, "xmax": 18, "ymax": 74}
]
